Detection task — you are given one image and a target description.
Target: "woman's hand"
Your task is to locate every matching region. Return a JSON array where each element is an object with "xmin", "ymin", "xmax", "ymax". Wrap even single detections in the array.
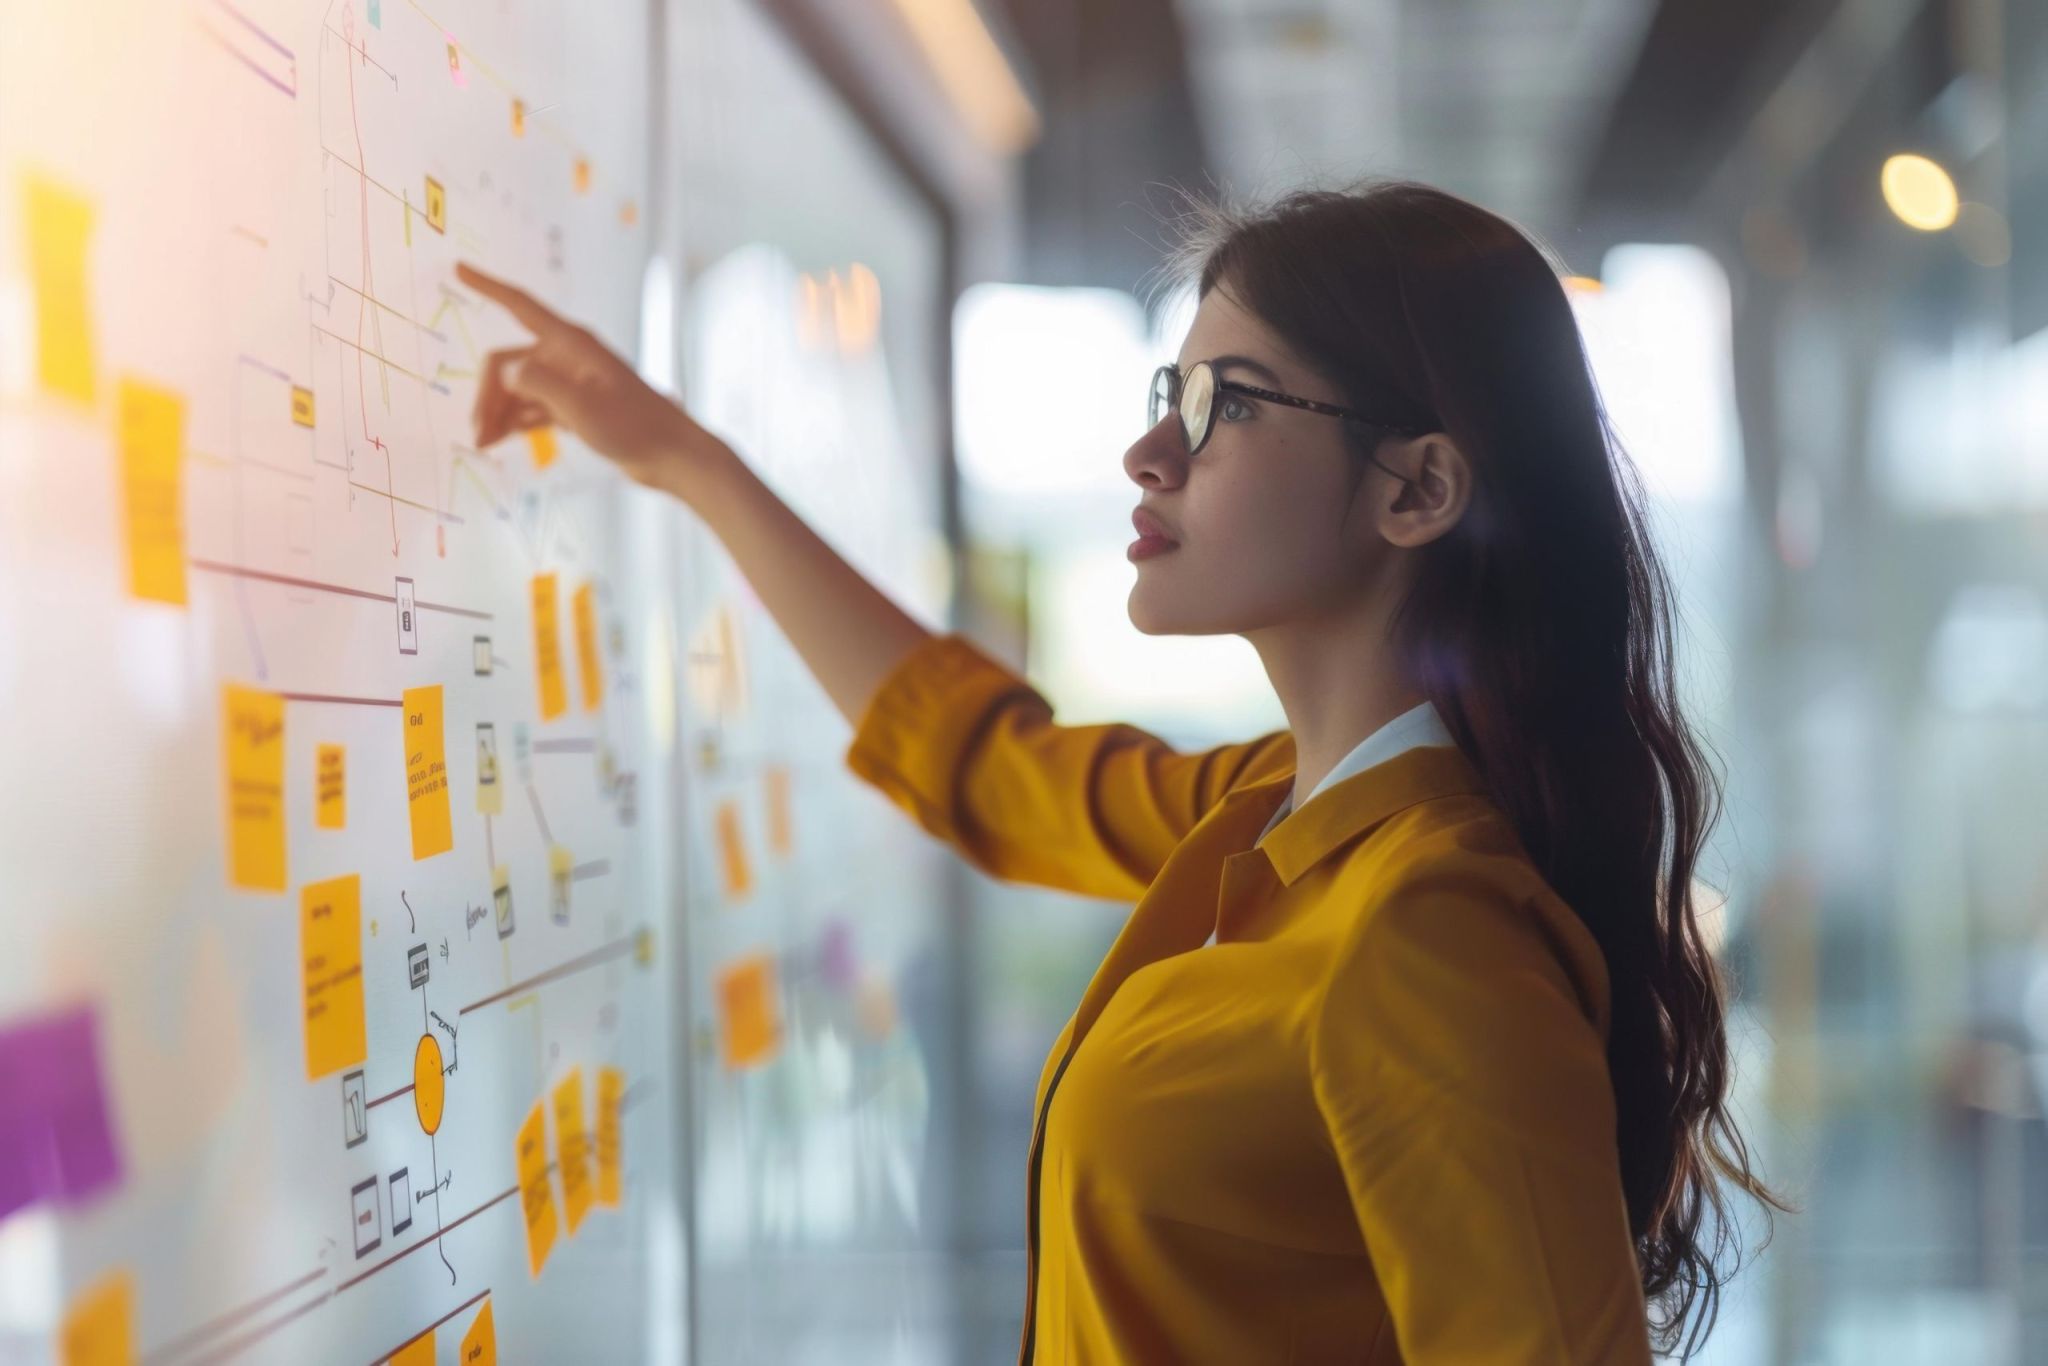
[{"xmin": 455, "ymin": 260, "xmax": 733, "ymax": 499}]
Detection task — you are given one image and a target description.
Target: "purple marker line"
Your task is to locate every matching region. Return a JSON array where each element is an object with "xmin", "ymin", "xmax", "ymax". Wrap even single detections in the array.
[
  {"xmin": 212, "ymin": 0, "xmax": 294, "ymax": 60},
  {"xmin": 199, "ymin": 22, "xmax": 298, "ymax": 98}
]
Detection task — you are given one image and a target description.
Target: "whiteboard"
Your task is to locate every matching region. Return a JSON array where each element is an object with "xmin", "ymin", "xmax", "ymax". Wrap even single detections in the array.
[{"xmin": 0, "ymin": 0, "xmax": 684, "ymax": 1361}]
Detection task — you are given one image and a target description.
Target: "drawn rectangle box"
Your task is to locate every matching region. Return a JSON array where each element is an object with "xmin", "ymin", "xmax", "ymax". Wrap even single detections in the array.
[
  {"xmin": 395, "ymin": 576, "xmax": 419, "ymax": 655},
  {"xmin": 389, "ymin": 1167, "xmax": 412, "ymax": 1236},
  {"xmin": 341, "ymin": 1069, "xmax": 367, "ymax": 1149},
  {"xmin": 473, "ymin": 635, "xmax": 492, "ymax": 675},
  {"xmin": 407, "ymin": 943, "xmax": 429, "ymax": 990},
  {"xmin": 351, "ymin": 1176, "xmax": 381, "ymax": 1258}
]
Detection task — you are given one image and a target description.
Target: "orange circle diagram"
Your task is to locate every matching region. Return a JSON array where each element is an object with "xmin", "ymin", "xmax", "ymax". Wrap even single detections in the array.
[{"xmin": 414, "ymin": 1033, "xmax": 445, "ymax": 1135}]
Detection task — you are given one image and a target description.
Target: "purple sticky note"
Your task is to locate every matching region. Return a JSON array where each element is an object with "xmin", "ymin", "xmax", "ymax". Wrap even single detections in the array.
[
  {"xmin": 0, "ymin": 1003, "xmax": 124, "ymax": 1221},
  {"xmin": 818, "ymin": 918, "xmax": 857, "ymax": 992}
]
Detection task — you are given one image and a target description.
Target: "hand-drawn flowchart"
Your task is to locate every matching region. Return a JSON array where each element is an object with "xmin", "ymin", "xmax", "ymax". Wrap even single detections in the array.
[{"xmin": 1, "ymin": 0, "xmax": 680, "ymax": 1360}]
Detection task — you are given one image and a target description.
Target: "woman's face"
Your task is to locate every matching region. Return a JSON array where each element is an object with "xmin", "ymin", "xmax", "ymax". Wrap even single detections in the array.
[{"xmin": 1123, "ymin": 281, "xmax": 1404, "ymax": 637}]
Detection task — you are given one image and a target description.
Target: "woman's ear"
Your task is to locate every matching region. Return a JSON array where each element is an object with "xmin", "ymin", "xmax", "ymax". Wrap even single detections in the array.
[{"xmin": 1379, "ymin": 433, "xmax": 1471, "ymax": 548}]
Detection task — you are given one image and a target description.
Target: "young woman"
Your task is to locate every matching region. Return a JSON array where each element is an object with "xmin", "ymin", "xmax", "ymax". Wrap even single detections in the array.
[{"xmin": 458, "ymin": 177, "xmax": 1787, "ymax": 1363}]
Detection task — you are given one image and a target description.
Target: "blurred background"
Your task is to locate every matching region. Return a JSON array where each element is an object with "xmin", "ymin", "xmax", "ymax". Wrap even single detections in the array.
[{"xmin": 2, "ymin": 0, "xmax": 2044, "ymax": 1363}]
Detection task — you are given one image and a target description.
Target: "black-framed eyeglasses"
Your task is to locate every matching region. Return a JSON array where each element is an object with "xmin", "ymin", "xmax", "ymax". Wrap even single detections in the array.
[{"xmin": 1148, "ymin": 360, "xmax": 1432, "ymax": 480}]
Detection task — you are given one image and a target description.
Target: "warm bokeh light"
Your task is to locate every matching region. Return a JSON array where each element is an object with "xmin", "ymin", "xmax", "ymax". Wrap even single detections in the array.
[{"xmin": 1880, "ymin": 152, "xmax": 1960, "ymax": 231}]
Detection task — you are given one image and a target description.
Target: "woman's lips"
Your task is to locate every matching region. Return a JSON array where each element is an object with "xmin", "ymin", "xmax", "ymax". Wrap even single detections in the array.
[{"xmin": 1129, "ymin": 508, "xmax": 1179, "ymax": 561}]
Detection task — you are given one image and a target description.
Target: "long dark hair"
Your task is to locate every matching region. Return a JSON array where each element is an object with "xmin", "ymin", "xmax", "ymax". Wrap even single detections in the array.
[{"xmin": 1159, "ymin": 178, "xmax": 1793, "ymax": 1358}]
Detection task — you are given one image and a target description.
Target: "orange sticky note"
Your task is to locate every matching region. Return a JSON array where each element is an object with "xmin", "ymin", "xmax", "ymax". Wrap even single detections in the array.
[
  {"xmin": 510, "ymin": 98, "xmax": 526, "ymax": 137},
  {"xmin": 595, "ymin": 1065, "xmax": 623, "ymax": 1207},
  {"xmin": 60, "ymin": 1270, "xmax": 133, "ymax": 1366},
  {"xmin": 715, "ymin": 799, "xmax": 752, "ymax": 900},
  {"xmin": 764, "ymin": 763, "xmax": 792, "ymax": 858},
  {"xmin": 552, "ymin": 1068, "xmax": 593, "ymax": 1235},
  {"xmin": 425, "ymin": 175, "xmax": 446, "ymax": 233},
  {"xmin": 460, "ymin": 1298, "xmax": 497, "ymax": 1364},
  {"xmin": 403, "ymin": 685, "xmax": 453, "ymax": 859},
  {"xmin": 389, "ymin": 1330, "xmax": 434, "ymax": 1366},
  {"xmin": 290, "ymin": 385, "xmax": 315, "ymax": 427},
  {"xmin": 116, "ymin": 378, "xmax": 186, "ymax": 605},
  {"xmin": 24, "ymin": 172, "xmax": 96, "ymax": 404},
  {"xmin": 316, "ymin": 743, "xmax": 345, "ymax": 829},
  {"xmin": 527, "ymin": 425, "xmax": 558, "ymax": 469},
  {"xmin": 531, "ymin": 573, "xmax": 566, "ymax": 720},
  {"xmin": 572, "ymin": 581, "xmax": 603, "ymax": 711},
  {"xmin": 573, "ymin": 158, "xmax": 591, "ymax": 194},
  {"xmin": 300, "ymin": 874, "xmax": 366, "ymax": 1079},
  {"xmin": 222, "ymin": 685, "xmax": 286, "ymax": 890},
  {"xmin": 717, "ymin": 952, "xmax": 780, "ymax": 1069},
  {"xmin": 515, "ymin": 1099, "xmax": 559, "ymax": 1277}
]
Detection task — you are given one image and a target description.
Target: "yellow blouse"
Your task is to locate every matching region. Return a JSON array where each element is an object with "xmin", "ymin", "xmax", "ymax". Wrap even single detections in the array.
[{"xmin": 845, "ymin": 632, "xmax": 1652, "ymax": 1364}]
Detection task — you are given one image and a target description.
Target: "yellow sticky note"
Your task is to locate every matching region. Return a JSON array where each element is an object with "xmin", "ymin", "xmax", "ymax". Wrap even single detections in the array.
[
  {"xmin": 403, "ymin": 685, "xmax": 453, "ymax": 859},
  {"xmin": 389, "ymin": 1330, "xmax": 433, "ymax": 1366},
  {"xmin": 715, "ymin": 799, "xmax": 752, "ymax": 900},
  {"xmin": 316, "ymin": 743, "xmax": 346, "ymax": 829},
  {"xmin": 765, "ymin": 763, "xmax": 792, "ymax": 858},
  {"xmin": 116, "ymin": 379, "xmax": 186, "ymax": 605},
  {"xmin": 24, "ymin": 172, "xmax": 96, "ymax": 404},
  {"xmin": 425, "ymin": 176, "xmax": 446, "ymax": 234},
  {"xmin": 515, "ymin": 1099, "xmax": 559, "ymax": 1277},
  {"xmin": 596, "ymin": 1065, "xmax": 623, "ymax": 1207},
  {"xmin": 572, "ymin": 581, "xmax": 603, "ymax": 711},
  {"xmin": 717, "ymin": 952, "xmax": 780, "ymax": 1070},
  {"xmin": 527, "ymin": 425, "xmax": 558, "ymax": 469},
  {"xmin": 573, "ymin": 158, "xmax": 591, "ymax": 194},
  {"xmin": 511, "ymin": 98, "xmax": 526, "ymax": 137},
  {"xmin": 60, "ymin": 1270, "xmax": 133, "ymax": 1366},
  {"xmin": 300, "ymin": 874, "xmax": 366, "ymax": 1080},
  {"xmin": 222, "ymin": 685, "xmax": 286, "ymax": 890},
  {"xmin": 460, "ymin": 1298, "xmax": 497, "ymax": 1364},
  {"xmin": 531, "ymin": 573, "xmax": 567, "ymax": 720},
  {"xmin": 290, "ymin": 385, "xmax": 315, "ymax": 427},
  {"xmin": 553, "ymin": 1068, "xmax": 593, "ymax": 1235}
]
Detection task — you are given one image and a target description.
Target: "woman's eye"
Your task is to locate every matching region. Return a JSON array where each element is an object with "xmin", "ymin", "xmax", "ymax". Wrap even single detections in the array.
[{"xmin": 1218, "ymin": 395, "xmax": 1253, "ymax": 422}]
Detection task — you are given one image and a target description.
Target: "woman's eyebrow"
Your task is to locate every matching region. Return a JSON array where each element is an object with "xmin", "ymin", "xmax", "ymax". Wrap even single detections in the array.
[{"xmin": 1207, "ymin": 353, "xmax": 1282, "ymax": 385}]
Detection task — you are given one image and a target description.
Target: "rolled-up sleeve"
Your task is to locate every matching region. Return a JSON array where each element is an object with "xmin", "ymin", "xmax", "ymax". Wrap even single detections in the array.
[
  {"xmin": 1308, "ymin": 860, "xmax": 1652, "ymax": 1364},
  {"xmin": 844, "ymin": 632, "xmax": 1287, "ymax": 901}
]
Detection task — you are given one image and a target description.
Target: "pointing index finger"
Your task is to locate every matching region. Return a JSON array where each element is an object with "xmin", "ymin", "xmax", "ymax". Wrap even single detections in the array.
[{"xmin": 456, "ymin": 260, "xmax": 563, "ymax": 335}]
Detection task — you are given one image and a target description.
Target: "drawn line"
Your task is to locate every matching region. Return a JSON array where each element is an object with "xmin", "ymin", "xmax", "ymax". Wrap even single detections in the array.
[
  {"xmin": 367, "ymin": 1288, "xmax": 489, "ymax": 1366},
  {"xmin": 334, "ymin": 1184, "xmax": 519, "ymax": 1295},
  {"xmin": 183, "ymin": 1290, "xmax": 328, "ymax": 1366},
  {"xmin": 365, "ymin": 1083, "xmax": 415, "ymax": 1111},
  {"xmin": 279, "ymin": 692, "xmax": 404, "ymax": 709},
  {"xmin": 458, "ymin": 933, "xmax": 640, "ymax": 1015},
  {"xmin": 571, "ymin": 860, "xmax": 611, "ymax": 881},
  {"xmin": 191, "ymin": 560, "xmax": 492, "ymax": 620},
  {"xmin": 139, "ymin": 1267, "xmax": 326, "ymax": 1363},
  {"xmin": 531, "ymin": 738, "xmax": 596, "ymax": 753}
]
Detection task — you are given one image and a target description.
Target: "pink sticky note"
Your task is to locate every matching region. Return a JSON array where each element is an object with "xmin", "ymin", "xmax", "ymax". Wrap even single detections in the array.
[{"xmin": 0, "ymin": 1003, "xmax": 125, "ymax": 1221}]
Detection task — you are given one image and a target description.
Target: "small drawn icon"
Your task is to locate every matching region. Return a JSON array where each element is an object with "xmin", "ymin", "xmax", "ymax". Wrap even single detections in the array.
[
  {"xmin": 424, "ymin": 175, "xmax": 446, "ymax": 233},
  {"xmin": 550, "ymin": 846, "xmax": 572, "ymax": 926},
  {"xmin": 395, "ymin": 577, "xmax": 419, "ymax": 655},
  {"xmin": 473, "ymin": 635, "xmax": 492, "ymax": 676},
  {"xmin": 477, "ymin": 722, "xmax": 499, "ymax": 793},
  {"xmin": 408, "ymin": 943, "xmax": 429, "ymax": 989},
  {"xmin": 351, "ymin": 1176, "xmax": 382, "ymax": 1258},
  {"xmin": 342, "ymin": 1069, "xmax": 367, "ymax": 1148},
  {"xmin": 389, "ymin": 1167, "xmax": 413, "ymax": 1236},
  {"xmin": 494, "ymin": 865, "xmax": 515, "ymax": 940}
]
